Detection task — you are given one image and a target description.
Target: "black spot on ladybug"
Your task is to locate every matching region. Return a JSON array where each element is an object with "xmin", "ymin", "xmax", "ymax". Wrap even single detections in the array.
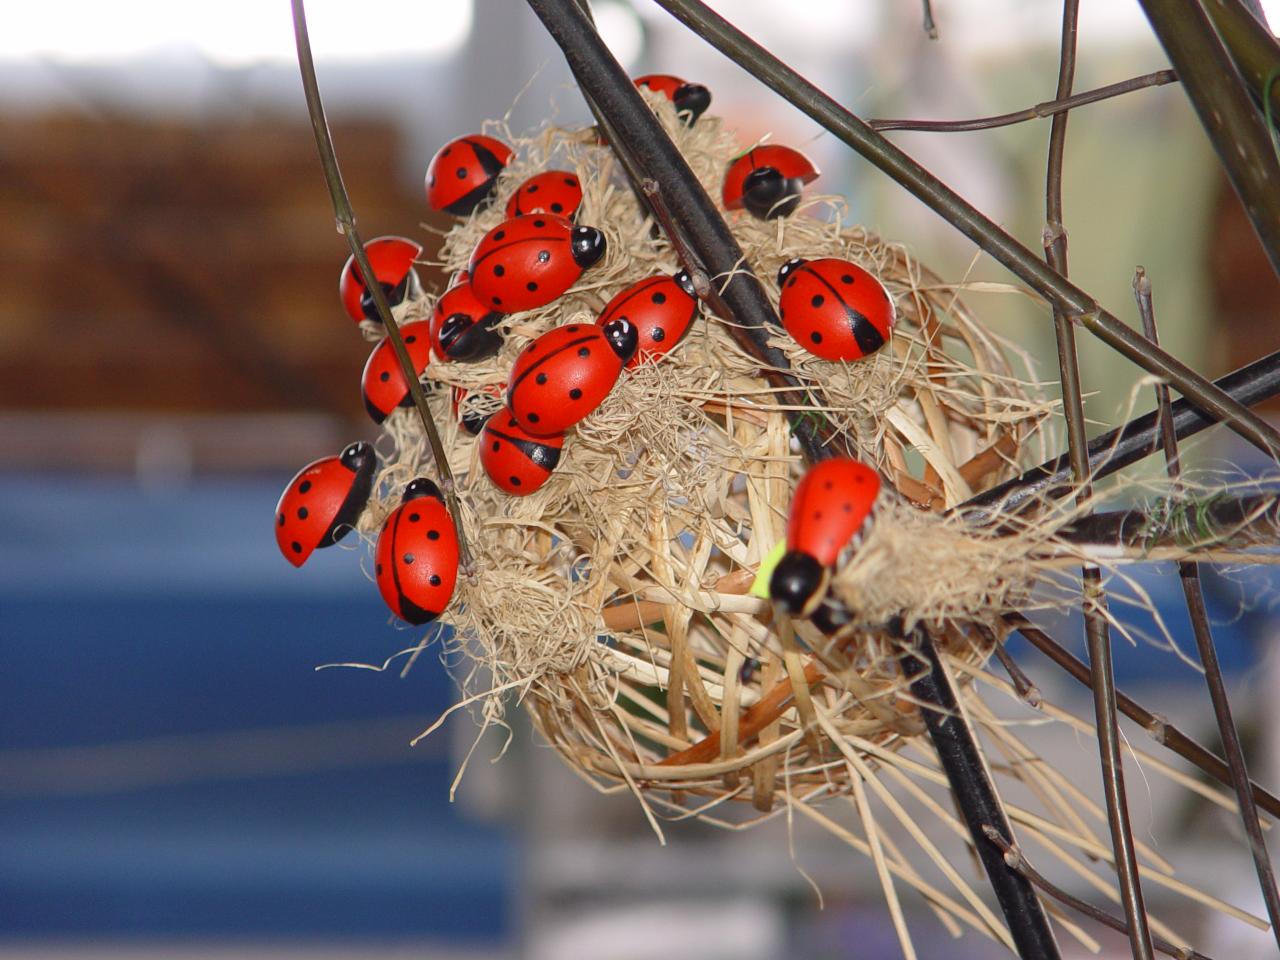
[
  {"xmin": 427, "ymin": 530, "xmax": 441, "ymax": 541},
  {"xmin": 494, "ymin": 264, "xmax": 505, "ymax": 277},
  {"xmin": 824, "ymin": 481, "xmax": 833, "ymax": 489},
  {"xmin": 403, "ymin": 553, "xmax": 415, "ymax": 564},
  {"xmin": 565, "ymin": 177, "xmax": 577, "ymax": 186},
  {"xmin": 538, "ymin": 250, "xmax": 550, "ymax": 263},
  {"xmin": 652, "ymin": 292, "xmax": 666, "ymax": 304},
  {"xmin": 508, "ymin": 416, "xmax": 519, "ymax": 426},
  {"xmin": 376, "ymin": 563, "xmax": 383, "ymax": 575},
  {"xmin": 526, "ymin": 282, "xmax": 538, "ymax": 292},
  {"xmin": 811, "ymin": 294, "xmax": 825, "ymax": 308},
  {"xmin": 567, "ymin": 326, "xmax": 579, "ymax": 332},
  {"xmin": 842, "ymin": 274, "xmax": 854, "ymax": 284},
  {"xmin": 409, "ymin": 512, "xmax": 420, "ymax": 522},
  {"xmin": 291, "ymin": 541, "xmax": 302, "ymax": 554},
  {"xmin": 525, "ymin": 344, "xmax": 536, "ymax": 353},
  {"xmin": 811, "ymin": 332, "xmax": 823, "ymax": 344},
  {"xmin": 442, "ymin": 147, "xmax": 451, "ymax": 156},
  {"xmin": 528, "ymin": 184, "xmax": 539, "ymax": 193},
  {"xmin": 492, "ymin": 441, "xmax": 501, "ymax": 452},
  {"xmin": 456, "ymin": 167, "xmax": 467, "ymax": 178},
  {"xmin": 405, "ymin": 335, "xmax": 417, "ymax": 344},
  {"xmin": 569, "ymin": 388, "xmax": 582, "ymax": 400},
  {"xmin": 298, "ymin": 507, "xmax": 309, "ymax": 520},
  {"xmin": 430, "ymin": 575, "xmax": 442, "ymax": 586},
  {"xmin": 533, "ymin": 219, "xmax": 545, "ymax": 228},
  {"xmin": 528, "ymin": 412, "xmax": 541, "ymax": 423},
  {"xmin": 299, "ymin": 480, "xmax": 312, "ymax": 493},
  {"xmin": 551, "ymin": 203, "xmax": 563, "ymax": 213},
  {"xmin": 510, "ymin": 475, "xmax": 522, "ymax": 487},
  {"xmin": 651, "ymin": 327, "xmax": 666, "ymax": 342},
  {"xmin": 578, "ymin": 347, "xmax": 590, "ymax": 357},
  {"xmin": 788, "ymin": 276, "xmax": 798, "ymax": 287},
  {"xmin": 379, "ymin": 371, "xmax": 390, "ymax": 382},
  {"xmin": 277, "ymin": 513, "xmax": 285, "ymax": 527},
  {"xmin": 536, "ymin": 373, "xmax": 548, "ymax": 384},
  {"xmin": 492, "ymin": 297, "xmax": 502, "ymax": 306}
]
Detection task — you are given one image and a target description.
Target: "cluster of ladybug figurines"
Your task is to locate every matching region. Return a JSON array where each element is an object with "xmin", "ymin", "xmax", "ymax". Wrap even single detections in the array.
[{"xmin": 276, "ymin": 72, "xmax": 896, "ymax": 629}]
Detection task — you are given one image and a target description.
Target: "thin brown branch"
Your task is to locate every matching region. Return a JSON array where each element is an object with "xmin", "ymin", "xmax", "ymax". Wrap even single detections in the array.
[{"xmin": 870, "ymin": 70, "xmax": 1177, "ymax": 133}]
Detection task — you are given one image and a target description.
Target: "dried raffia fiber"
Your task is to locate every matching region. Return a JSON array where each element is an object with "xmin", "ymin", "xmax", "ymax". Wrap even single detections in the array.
[{"xmin": 354, "ymin": 96, "xmax": 1273, "ymax": 951}]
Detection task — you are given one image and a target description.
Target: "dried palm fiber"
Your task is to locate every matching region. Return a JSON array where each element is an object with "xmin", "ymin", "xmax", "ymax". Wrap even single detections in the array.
[{"xmin": 356, "ymin": 96, "xmax": 1272, "ymax": 950}]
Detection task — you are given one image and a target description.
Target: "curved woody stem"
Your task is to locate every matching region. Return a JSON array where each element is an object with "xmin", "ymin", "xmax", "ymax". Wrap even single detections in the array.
[{"xmin": 290, "ymin": 0, "xmax": 473, "ymax": 572}]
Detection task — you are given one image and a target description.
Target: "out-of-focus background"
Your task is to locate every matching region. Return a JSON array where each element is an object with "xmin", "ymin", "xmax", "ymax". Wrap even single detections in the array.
[{"xmin": 3, "ymin": 1, "xmax": 1280, "ymax": 957}]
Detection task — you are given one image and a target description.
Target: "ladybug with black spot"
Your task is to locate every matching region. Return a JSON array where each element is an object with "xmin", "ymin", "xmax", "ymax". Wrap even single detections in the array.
[
  {"xmin": 776, "ymin": 257, "xmax": 894, "ymax": 362},
  {"xmin": 451, "ymin": 383, "xmax": 505, "ymax": 435},
  {"xmin": 769, "ymin": 458, "xmax": 880, "ymax": 617},
  {"xmin": 506, "ymin": 170, "xmax": 583, "ymax": 219},
  {"xmin": 374, "ymin": 478, "xmax": 460, "ymax": 625},
  {"xmin": 425, "ymin": 134, "xmax": 513, "ymax": 216},
  {"xmin": 339, "ymin": 236, "xmax": 423, "ymax": 325},
  {"xmin": 360, "ymin": 321, "xmax": 434, "ymax": 423},
  {"xmin": 634, "ymin": 74, "xmax": 712, "ymax": 125},
  {"xmin": 596, "ymin": 270, "xmax": 698, "ymax": 368},
  {"xmin": 430, "ymin": 277, "xmax": 505, "ymax": 363},
  {"xmin": 469, "ymin": 214, "xmax": 606, "ymax": 313},
  {"xmin": 723, "ymin": 145, "xmax": 819, "ymax": 220},
  {"xmin": 274, "ymin": 442, "xmax": 376, "ymax": 567},
  {"xmin": 480, "ymin": 409, "xmax": 564, "ymax": 496},
  {"xmin": 506, "ymin": 319, "xmax": 638, "ymax": 436}
]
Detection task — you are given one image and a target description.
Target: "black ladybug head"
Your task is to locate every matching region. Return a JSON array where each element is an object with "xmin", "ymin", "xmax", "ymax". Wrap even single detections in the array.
[
  {"xmin": 358, "ymin": 268, "xmax": 422, "ymax": 322},
  {"xmin": 403, "ymin": 477, "xmax": 445, "ymax": 504},
  {"xmin": 601, "ymin": 318, "xmax": 639, "ymax": 364},
  {"xmin": 439, "ymin": 311, "xmax": 503, "ymax": 363},
  {"xmin": 777, "ymin": 258, "xmax": 807, "ymax": 287},
  {"xmin": 673, "ymin": 269, "xmax": 697, "ymax": 298},
  {"xmin": 460, "ymin": 409, "xmax": 493, "ymax": 436},
  {"xmin": 769, "ymin": 549, "xmax": 828, "ymax": 617},
  {"xmin": 570, "ymin": 226, "xmax": 607, "ymax": 269},
  {"xmin": 742, "ymin": 167, "xmax": 804, "ymax": 220},
  {"xmin": 340, "ymin": 441, "xmax": 375, "ymax": 474},
  {"xmin": 673, "ymin": 82, "xmax": 712, "ymax": 124}
]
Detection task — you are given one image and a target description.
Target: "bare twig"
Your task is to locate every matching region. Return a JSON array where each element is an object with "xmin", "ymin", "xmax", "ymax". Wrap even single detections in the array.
[
  {"xmin": 1136, "ymin": 267, "xmax": 1280, "ymax": 948},
  {"xmin": 981, "ymin": 826, "xmax": 1214, "ymax": 960},
  {"xmin": 290, "ymin": 0, "xmax": 473, "ymax": 571},
  {"xmin": 1006, "ymin": 613, "xmax": 1280, "ymax": 821},
  {"xmin": 870, "ymin": 70, "xmax": 1178, "ymax": 133}
]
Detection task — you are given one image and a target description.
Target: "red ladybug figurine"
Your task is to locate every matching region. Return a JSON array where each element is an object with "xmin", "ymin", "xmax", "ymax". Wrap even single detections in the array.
[
  {"xmin": 506, "ymin": 320, "xmax": 638, "ymax": 436},
  {"xmin": 374, "ymin": 478, "xmax": 460, "ymax": 625},
  {"xmin": 769, "ymin": 458, "xmax": 880, "ymax": 617},
  {"xmin": 776, "ymin": 257, "xmax": 894, "ymax": 362},
  {"xmin": 425, "ymin": 134, "xmax": 513, "ymax": 216},
  {"xmin": 430, "ymin": 277, "xmax": 505, "ymax": 363},
  {"xmin": 506, "ymin": 170, "xmax": 583, "ymax": 219},
  {"xmin": 360, "ymin": 321, "xmax": 434, "ymax": 423},
  {"xmin": 275, "ymin": 441, "xmax": 376, "ymax": 567},
  {"xmin": 596, "ymin": 270, "xmax": 698, "ymax": 368},
  {"xmin": 469, "ymin": 214, "xmax": 606, "ymax": 313},
  {"xmin": 723, "ymin": 145, "xmax": 819, "ymax": 220},
  {"xmin": 634, "ymin": 74, "xmax": 711, "ymax": 125},
  {"xmin": 480, "ymin": 410, "xmax": 564, "ymax": 496},
  {"xmin": 339, "ymin": 236, "xmax": 423, "ymax": 325}
]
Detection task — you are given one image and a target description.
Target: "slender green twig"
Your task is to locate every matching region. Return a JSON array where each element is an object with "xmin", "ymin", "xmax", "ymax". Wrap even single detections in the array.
[
  {"xmin": 290, "ymin": 0, "xmax": 472, "ymax": 572},
  {"xmin": 1204, "ymin": 0, "xmax": 1280, "ymax": 132},
  {"xmin": 870, "ymin": 70, "xmax": 1178, "ymax": 133},
  {"xmin": 1135, "ymin": 267, "xmax": 1280, "ymax": 948},
  {"xmin": 649, "ymin": 0, "xmax": 1280, "ymax": 463}
]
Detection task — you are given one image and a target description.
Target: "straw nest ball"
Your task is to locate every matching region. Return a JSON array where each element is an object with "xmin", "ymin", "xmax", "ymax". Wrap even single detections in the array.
[{"xmin": 366, "ymin": 94, "xmax": 1053, "ymax": 814}]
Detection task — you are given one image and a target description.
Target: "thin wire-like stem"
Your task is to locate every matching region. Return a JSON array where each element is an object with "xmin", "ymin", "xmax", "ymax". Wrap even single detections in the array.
[
  {"xmin": 650, "ymin": 0, "xmax": 1280, "ymax": 462},
  {"xmin": 870, "ymin": 70, "xmax": 1178, "ymax": 134},
  {"xmin": 1135, "ymin": 267, "xmax": 1280, "ymax": 947},
  {"xmin": 1044, "ymin": 4, "xmax": 1153, "ymax": 956},
  {"xmin": 526, "ymin": 0, "xmax": 849, "ymax": 464},
  {"xmin": 289, "ymin": 0, "xmax": 473, "ymax": 570},
  {"xmin": 900, "ymin": 623, "xmax": 1063, "ymax": 960},
  {"xmin": 1006, "ymin": 613, "xmax": 1280, "ymax": 820},
  {"xmin": 1205, "ymin": 0, "xmax": 1280, "ymax": 120},
  {"xmin": 1140, "ymin": 0, "xmax": 1280, "ymax": 279},
  {"xmin": 960, "ymin": 349, "xmax": 1280, "ymax": 524},
  {"xmin": 981, "ymin": 827, "xmax": 1214, "ymax": 960}
]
